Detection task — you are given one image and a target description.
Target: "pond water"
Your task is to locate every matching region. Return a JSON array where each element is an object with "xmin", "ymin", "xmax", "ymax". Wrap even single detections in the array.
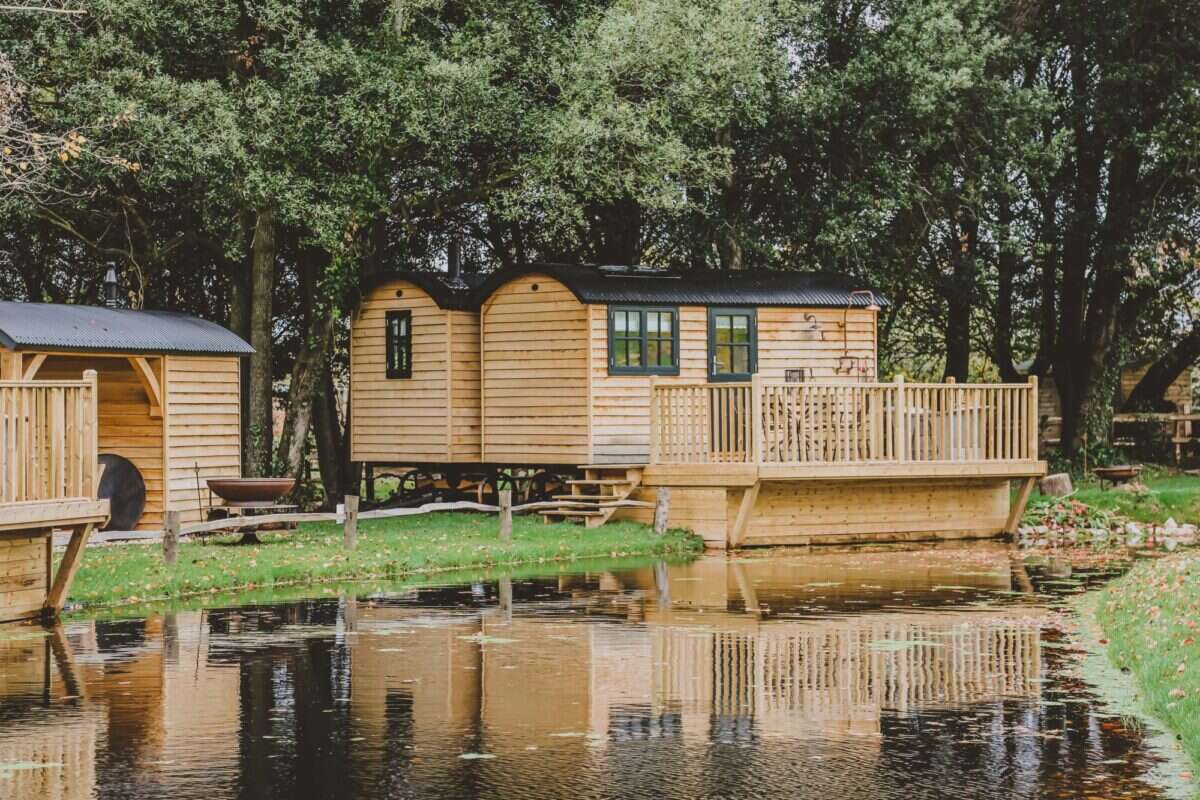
[{"xmin": 0, "ymin": 543, "xmax": 1188, "ymax": 799}]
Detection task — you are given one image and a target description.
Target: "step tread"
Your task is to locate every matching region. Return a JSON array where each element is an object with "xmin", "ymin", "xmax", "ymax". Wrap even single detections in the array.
[
  {"xmin": 542, "ymin": 509, "xmax": 605, "ymax": 517},
  {"xmin": 552, "ymin": 494, "xmax": 614, "ymax": 501},
  {"xmin": 565, "ymin": 479, "xmax": 632, "ymax": 486}
]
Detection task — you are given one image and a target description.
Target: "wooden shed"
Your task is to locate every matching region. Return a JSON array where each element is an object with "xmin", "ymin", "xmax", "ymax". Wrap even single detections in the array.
[
  {"xmin": 0, "ymin": 301, "xmax": 253, "ymax": 530},
  {"xmin": 476, "ymin": 264, "xmax": 882, "ymax": 466},
  {"xmin": 349, "ymin": 271, "xmax": 484, "ymax": 468}
]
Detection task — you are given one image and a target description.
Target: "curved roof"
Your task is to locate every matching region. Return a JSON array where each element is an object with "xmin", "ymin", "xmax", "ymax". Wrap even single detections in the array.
[
  {"xmin": 363, "ymin": 270, "xmax": 487, "ymax": 311},
  {"xmin": 0, "ymin": 301, "xmax": 254, "ymax": 357},
  {"xmin": 476, "ymin": 263, "xmax": 888, "ymax": 308}
]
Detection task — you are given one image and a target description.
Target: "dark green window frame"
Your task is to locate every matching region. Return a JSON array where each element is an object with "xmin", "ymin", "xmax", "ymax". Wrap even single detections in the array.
[
  {"xmin": 607, "ymin": 305, "xmax": 680, "ymax": 376},
  {"xmin": 708, "ymin": 307, "xmax": 757, "ymax": 382},
  {"xmin": 385, "ymin": 309, "xmax": 412, "ymax": 379}
]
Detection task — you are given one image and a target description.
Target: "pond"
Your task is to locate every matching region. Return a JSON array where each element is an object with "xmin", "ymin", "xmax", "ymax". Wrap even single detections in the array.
[{"xmin": 0, "ymin": 542, "xmax": 1188, "ymax": 799}]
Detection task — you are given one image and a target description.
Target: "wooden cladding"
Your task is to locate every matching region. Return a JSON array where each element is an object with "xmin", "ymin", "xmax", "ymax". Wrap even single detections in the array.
[
  {"xmin": 0, "ymin": 372, "xmax": 98, "ymax": 504},
  {"xmin": 651, "ymin": 376, "xmax": 1039, "ymax": 466}
]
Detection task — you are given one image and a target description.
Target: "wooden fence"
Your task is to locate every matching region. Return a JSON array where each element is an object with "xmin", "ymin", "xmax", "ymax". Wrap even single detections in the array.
[
  {"xmin": 650, "ymin": 376, "xmax": 1039, "ymax": 465},
  {"xmin": 0, "ymin": 371, "xmax": 99, "ymax": 505}
]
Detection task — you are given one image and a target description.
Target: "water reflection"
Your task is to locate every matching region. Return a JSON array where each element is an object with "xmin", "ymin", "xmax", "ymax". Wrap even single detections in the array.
[{"xmin": 0, "ymin": 543, "xmax": 1181, "ymax": 799}]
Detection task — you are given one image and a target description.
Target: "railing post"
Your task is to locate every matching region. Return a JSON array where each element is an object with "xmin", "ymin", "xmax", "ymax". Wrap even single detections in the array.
[
  {"xmin": 82, "ymin": 370, "xmax": 98, "ymax": 498},
  {"xmin": 751, "ymin": 373, "xmax": 763, "ymax": 464},
  {"xmin": 1027, "ymin": 375, "xmax": 1039, "ymax": 459},
  {"xmin": 648, "ymin": 377, "xmax": 659, "ymax": 464},
  {"xmin": 895, "ymin": 375, "xmax": 907, "ymax": 462}
]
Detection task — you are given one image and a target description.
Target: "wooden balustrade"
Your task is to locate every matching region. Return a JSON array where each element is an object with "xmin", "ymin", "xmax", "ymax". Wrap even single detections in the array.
[
  {"xmin": 0, "ymin": 371, "xmax": 99, "ymax": 505},
  {"xmin": 650, "ymin": 376, "xmax": 1039, "ymax": 466}
]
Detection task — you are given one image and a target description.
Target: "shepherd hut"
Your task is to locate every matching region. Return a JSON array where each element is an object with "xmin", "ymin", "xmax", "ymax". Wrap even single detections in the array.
[{"xmin": 0, "ymin": 299, "xmax": 253, "ymax": 530}]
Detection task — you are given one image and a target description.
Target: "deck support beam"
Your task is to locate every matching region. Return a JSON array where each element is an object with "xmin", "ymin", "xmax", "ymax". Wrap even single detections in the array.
[
  {"xmin": 1004, "ymin": 476, "xmax": 1037, "ymax": 535},
  {"xmin": 729, "ymin": 480, "xmax": 761, "ymax": 548},
  {"xmin": 43, "ymin": 522, "xmax": 95, "ymax": 616}
]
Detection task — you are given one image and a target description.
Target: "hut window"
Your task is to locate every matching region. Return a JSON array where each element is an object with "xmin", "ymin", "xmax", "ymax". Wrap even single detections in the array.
[
  {"xmin": 608, "ymin": 306, "xmax": 679, "ymax": 375},
  {"xmin": 708, "ymin": 308, "xmax": 756, "ymax": 382},
  {"xmin": 385, "ymin": 310, "xmax": 412, "ymax": 379}
]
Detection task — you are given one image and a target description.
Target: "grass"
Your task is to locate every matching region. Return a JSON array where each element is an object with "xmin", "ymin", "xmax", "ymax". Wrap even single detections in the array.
[
  {"xmin": 1094, "ymin": 552, "xmax": 1200, "ymax": 771},
  {"xmin": 64, "ymin": 513, "xmax": 703, "ymax": 611},
  {"xmin": 1022, "ymin": 469, "xmax": 1200, "ymax": 526}
]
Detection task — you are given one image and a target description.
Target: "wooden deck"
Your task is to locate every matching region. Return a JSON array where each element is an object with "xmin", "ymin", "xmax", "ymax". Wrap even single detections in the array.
[
  {"xmin": 613, "ymin": 377, "xmax": 1046, "ymax": 548},
  {"xmin": 0, "ymin": 373, "xmax": 109, "ymax": 622}
]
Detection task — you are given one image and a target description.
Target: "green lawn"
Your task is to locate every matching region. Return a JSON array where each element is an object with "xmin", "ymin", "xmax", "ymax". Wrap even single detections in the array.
[
  {"xmin": 1094, "ymin": 553, "xmax": 1200, "ymax": 769},
  {"xmin": 64, "ymin": 513, "xmax": 703, "ymax": 610},
  {"xmin": 1071, "ymin": 472, "xmax": 1200, "ymax": 525}
]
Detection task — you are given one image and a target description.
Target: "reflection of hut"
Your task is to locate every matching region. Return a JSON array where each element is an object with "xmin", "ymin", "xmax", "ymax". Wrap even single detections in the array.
[
  {"xmin": 0, "ymin": 301, "xmax": 253, "ymax": 529},
  {"xmin": 0, "ymin": 627, "xmax": 99, "ymax": 800}
]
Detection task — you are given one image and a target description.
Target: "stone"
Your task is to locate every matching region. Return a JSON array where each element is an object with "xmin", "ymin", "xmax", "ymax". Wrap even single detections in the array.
[{"xmin": 1039, "ymin": 473, "xmax": 1074, "ymax": 497}]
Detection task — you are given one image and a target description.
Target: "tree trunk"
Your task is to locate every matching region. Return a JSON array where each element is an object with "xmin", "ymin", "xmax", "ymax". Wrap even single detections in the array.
[
  {"xmin": 245, "ymin": 206, "xmax": 276, "ymax": 477},
  {"xmin": 993, "ymin": 198, "xmax": 1021, "ymax": 382},
  {"xmin": 714, "ymin": 125, "xmax": 745, "ymax": 271},
  {"xmin": 942, "ymin": 211, "xmax": 977, "ymax": 382},
  {"xmin": 276, "ymin": 249, "xmax": 336, "ymax": 487},
  {"xmin": 1125, "ymin": 323, "xmax": 1200, "ymax": 411},
  {"xmin": 314, "ymin": 364, "xmax": 346, "ymax": 510}
]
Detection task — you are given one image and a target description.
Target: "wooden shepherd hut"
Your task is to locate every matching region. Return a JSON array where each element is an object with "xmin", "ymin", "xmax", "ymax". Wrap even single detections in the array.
[
  {"xmin": 0, "ymin": 300, "xmax": 253, "ymax": 531},
  {"xmin": 476, "ymin": 264, "xmax": 883, "ymax": 466},
  {"xmin": 349, "ymin": 262, "xmax": 1046, "ymax": 547},
  {"xmin": 350, "ymin": 270, "xmax": 485, "ymax": 471}
]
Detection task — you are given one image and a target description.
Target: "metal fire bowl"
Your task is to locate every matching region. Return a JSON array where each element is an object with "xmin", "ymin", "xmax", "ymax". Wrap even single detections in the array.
[
  {"xmin": 1092, "ymin": 465, "xmax": 1142, "ymax": 483},
  {"xmin": 207, "ymin": 478, "xmax": 297, "ymax": 507}
]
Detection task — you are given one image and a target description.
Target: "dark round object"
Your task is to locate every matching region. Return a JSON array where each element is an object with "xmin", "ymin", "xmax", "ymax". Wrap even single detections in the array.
[{"xmin": 98, "ymin": 453, "xmax": 146, "ymax": 531}]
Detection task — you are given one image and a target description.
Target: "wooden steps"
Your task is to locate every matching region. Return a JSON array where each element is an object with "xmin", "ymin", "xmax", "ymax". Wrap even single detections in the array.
[{"xmin": 541, "ymin": 465, "xmax": 644, "ymax": 528}]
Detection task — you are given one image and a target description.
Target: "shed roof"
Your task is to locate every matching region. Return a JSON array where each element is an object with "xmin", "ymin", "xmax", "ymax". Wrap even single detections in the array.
[
  {"xmin": 477, "ymin": 263, "xmax": 888, "ymax": 308},
  {"xmin": 363, "ymin": 270, "xmax": 487, "ymax": 311},
  {"xmin": 0, "ymin": 301, "xmax": 255, "ymax": 356}
]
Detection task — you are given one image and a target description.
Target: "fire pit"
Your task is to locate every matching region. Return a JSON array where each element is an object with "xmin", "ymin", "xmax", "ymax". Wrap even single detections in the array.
[
  {"xmin": 1093, "ymin": 464, "xmax": 1143, "ymax": 490},
  {"xmin": 207, "ymin": 478, "xmax": 296, "ymax": 508}
]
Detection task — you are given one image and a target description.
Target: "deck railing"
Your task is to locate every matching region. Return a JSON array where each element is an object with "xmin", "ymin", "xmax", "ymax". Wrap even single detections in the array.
[
  {"xmin": 0, "ymin": 371, "xmax": 99, "ymax": 505},
  {"xmin": 650, "ymin": 376, "xmax": 1039, "ymax": 465}
]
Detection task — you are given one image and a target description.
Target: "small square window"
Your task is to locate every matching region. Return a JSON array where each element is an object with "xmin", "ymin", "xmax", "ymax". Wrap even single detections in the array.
[{"xmin": 608, "ymin": 306, "xmax": 679, "ymax": 376}]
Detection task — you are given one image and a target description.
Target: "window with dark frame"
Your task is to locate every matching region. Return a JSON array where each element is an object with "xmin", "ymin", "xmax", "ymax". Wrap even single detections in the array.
[
  {"xmin": 385, "ymin": 309, "xmax": 412, "ymax": 379},
  {"xmin": 708, "ymin": 307, "xmax": 756, "ymax": 381},
  {"xmin": 608, "ymin": 306, "xmax": 679, "ymax": 375}
]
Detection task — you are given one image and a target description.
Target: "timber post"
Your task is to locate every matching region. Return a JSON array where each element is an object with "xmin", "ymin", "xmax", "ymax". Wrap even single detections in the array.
[
  {"xmin": 894, "ymin": 374, "xmax": 907, "ymax": 462},
  {"xmin": 82, "ymin": 369, "xmax": 98, "ymax": 498},
  {"xmin": 653, "ymin": 487, "xmax": 670, "ymax": 535},
  {"xmin": 343, "ymin": 495, "xmax": 359, "ymax": 550},
  {"xmin": 751, "ymin": 373, "xmax": 763, "ymax": 464},
  {"xmin": 163, "ymin": 510, "xmax": 180, "ymax": 566},
  {"xmin": 1027, "ymin": 375, "xmax": 1039, "ymax": 459},
  {"xmin": 499, "ymin": 489, "xmax": 513, "ymax": 543}
]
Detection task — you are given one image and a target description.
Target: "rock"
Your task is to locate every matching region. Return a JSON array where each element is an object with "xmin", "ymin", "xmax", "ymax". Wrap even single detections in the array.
[
  {"xmin": 1165, "ymin": 517, "xmax": 1179, "ymax": 531},
  {"xmin": 1125, "ymin": 522, "xmax": 1143, "ymax": 536},
  {"xmin": 1165, "ymin": 538, "xmax": 1179, "ymax": 552},
  {"xmin": 1039, "ymin": 473, "xmax": 1074, "ymax": 497}
]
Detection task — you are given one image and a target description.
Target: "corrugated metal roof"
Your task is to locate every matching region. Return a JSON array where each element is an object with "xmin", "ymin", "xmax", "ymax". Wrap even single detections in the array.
[
  {"xmin": 363, "ymin": 270, "xmax": 486, "ymax": 311},
  {"xmin": 0, "ymin": 301, "xmax": 255, "ymax": 356},
  {"xmin": 475, "ymin": 263, "xmax": 888, "ymax": 308}
]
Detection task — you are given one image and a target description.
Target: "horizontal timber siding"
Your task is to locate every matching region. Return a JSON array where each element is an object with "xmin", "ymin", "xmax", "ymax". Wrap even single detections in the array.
[
  {"xmin": 165, "ymin": 356, "xmax": 242, "ymax": 526},
  {"xmin": 482, "ymin": 275, "xmax": 589, "ymax": 464},
  {"xmin": 351, "ymin": 280, "xmax": 451, "ymax": 464}
]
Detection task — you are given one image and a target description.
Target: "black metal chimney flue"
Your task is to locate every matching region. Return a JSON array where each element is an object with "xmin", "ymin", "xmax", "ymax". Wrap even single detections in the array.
[
  {"xmin": 103, "ymin": 268, "xmax": 121, "ymax": 308},
  {"xmin": 447, "ymin": 239, "xmax": 462, "ymax": 280}
]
